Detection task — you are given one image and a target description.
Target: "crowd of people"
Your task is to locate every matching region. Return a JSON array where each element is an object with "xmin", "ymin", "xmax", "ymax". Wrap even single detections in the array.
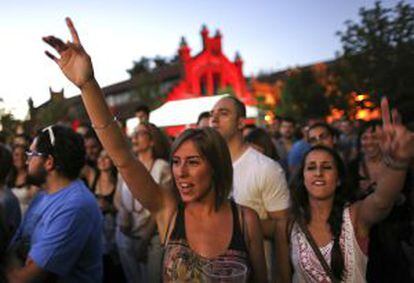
[{"xmin": 1, "ymin": 17, "xmax": 414, "ymax": 283}]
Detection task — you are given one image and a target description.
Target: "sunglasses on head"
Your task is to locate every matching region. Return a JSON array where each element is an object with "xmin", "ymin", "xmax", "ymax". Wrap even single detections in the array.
[
  {"xmin": 25, "ymin": 126, "xmax": 57, "ymax": 161},
  {"xmin": 42, "ymin": 125, "xmax": 56, "ymax": 147}
]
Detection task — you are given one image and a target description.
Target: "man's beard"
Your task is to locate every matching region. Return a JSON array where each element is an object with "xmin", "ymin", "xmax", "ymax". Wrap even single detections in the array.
[{"xmin": 27, "ymin": 168, "xmax": 48, "ymax": 187}]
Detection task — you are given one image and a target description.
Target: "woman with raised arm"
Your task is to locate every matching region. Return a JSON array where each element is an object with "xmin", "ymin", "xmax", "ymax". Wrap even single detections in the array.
[
  {"xmin": 115, "ymin": 122, "xmax": 172, "ymax": 283},
  {"xmin": 288, "ymin": 98, "xmax": 414, "ymax": 282},
  {"xmin": 347, "ymin": 120, "xmax": 413, "ymax": 282},
  {"xmin": 43, "ymin": 18, "xmax": 267, "ymax": 283}
]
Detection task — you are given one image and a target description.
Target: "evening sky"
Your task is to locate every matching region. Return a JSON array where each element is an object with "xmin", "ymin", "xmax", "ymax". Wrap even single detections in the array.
[{"xmin": 0, "ymin": 0, "xmax": 404, "ymax": 119}]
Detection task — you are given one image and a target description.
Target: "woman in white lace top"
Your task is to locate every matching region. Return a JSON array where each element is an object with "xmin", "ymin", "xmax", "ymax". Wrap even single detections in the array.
[{"xmin": 289, "ymin": 98, "xmax": 414, "ymax": 283}]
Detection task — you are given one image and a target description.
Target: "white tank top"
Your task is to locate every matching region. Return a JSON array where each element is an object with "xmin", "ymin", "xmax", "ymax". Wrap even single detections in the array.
[{"xmin": 290, "ymin": 207, "xmax": 367, "ymax": 283}]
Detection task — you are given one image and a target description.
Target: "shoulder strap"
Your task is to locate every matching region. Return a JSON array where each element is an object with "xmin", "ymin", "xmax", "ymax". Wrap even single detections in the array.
[
  {"xmin": 297, "ymin": 220, "xmax": 339, "ymax": 283},
  {"xmin": 232, "ymin": 201, "xmax": 250, "ymax": 249},
  {"xmin": 239, "ymin": 205, "xmax": 250, "ymax": 254},
  {"xmin": 162, "ymin": 203, "xmax": 185, "ymax": 246},
  {"xmin": 91, "ymin": 171, "xmax": 100, "ymax": 192},
  {"xmin": 230, "ymin": 201, "xmax": 241, "ymax": 233},
  {"xmin": 162, "ymin": 209, "xmax": 177, "ymax": 246}
]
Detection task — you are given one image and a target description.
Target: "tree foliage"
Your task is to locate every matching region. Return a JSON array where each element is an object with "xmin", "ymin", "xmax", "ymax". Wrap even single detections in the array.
[
  {"xmin": 276, "ymin": 68, "xmax": 330, "ymax": 122},
  {"xmin": 336, "ymin": 1, "xmax": 414, "ymax": 122},
  {"xmin": 129, "ymin": 57, "xmax": 166, "ymax": 110},
  {"xmin": 132, "ymin": 72, "xmax": 164, "ymax": 109},
  {"xmin": 0, "ymin": 112, "xmax": 17, "ymax": 141}
]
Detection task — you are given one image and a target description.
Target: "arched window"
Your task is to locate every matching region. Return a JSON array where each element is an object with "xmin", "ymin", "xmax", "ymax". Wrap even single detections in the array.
[
  {"xmin": 213, "ymin": 73, "xmax": 221, "ymax": 94},
  {"xmin": 200, "ymin": 75, "xmax": 207, "ymax": 96}
]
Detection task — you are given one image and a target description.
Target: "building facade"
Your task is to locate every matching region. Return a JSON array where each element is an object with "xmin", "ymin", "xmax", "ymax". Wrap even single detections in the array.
[{"xmin": 31, "ymin": 25, "xmax": 254, "ymax": 131}]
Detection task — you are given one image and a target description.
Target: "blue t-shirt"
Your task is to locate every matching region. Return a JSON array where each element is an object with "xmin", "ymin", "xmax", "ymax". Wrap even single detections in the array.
[
  {"xmin": 287, "ymin": 139, "xmax": 311, "ymax": 169},
  {"xmin": 11, "ymin": 179, "xmax": 102, "ymax": 282}
]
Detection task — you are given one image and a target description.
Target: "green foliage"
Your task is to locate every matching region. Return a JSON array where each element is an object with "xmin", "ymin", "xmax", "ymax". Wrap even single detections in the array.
[
  {"xmin": 336, "ymin": 0, "xmax": 414, "ymax": 122},
  {"xmin": 132, "ymin": 72, "xmax": 164, "ymax": 110},
  {"xmin": 128, "ymin": 57, "xmax": 151, "ymax": 75},
  {"xmin": 0, "ymin": 106, "xmax": 29, "ymax": 143},
  {"xmin": 128, "ymin": 56, "xmax": 169, "ymax": 110},
  {"xmin": 0, "ymin": 112, "xmax": 17, "ymax": 141},
  {"xmin": 276, "ymin": 69, "xmax": 330, "ymax": 122}
]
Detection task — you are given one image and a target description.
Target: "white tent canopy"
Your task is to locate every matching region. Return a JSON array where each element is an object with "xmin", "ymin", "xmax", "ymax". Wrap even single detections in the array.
[{"xmin": 126, "ymin": 94, "xmax": 258, "ymax": 134}]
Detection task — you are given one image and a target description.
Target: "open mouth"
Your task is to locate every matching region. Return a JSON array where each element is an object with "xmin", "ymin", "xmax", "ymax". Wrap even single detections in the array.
[
  {"xmin": 312, "ymin": 180, "xmax": 326, "ymax": 186},
  {"xmin": 178, "ymin": 182, "xmax": 194, "ymax": 194}
]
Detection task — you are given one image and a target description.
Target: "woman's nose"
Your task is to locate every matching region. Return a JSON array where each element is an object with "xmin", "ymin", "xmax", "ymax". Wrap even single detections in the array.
[
  {"xmin": 315, "ymin": 166, "xmax": 323, "ymax": 176},
  {"xmin": 177, "ymin": 163, "xmax": 189, "ymax": 177}
]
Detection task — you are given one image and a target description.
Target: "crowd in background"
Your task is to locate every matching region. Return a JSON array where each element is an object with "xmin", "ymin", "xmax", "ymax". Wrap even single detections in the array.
[
  {"xmin": 1, "ymin": 101, "xmax": 413, "ymax": 282},
  {"xmin": 1, "ymin": 18, "xmax": 414, "ymax": 283}
]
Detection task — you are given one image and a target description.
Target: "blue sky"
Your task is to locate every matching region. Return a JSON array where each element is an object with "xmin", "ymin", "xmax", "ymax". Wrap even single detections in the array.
[{"xmin": 0, "ymin": 0, "xmax": 405, "ymax": 119}]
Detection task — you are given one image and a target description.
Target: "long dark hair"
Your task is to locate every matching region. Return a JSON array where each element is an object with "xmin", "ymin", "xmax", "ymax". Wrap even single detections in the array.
[
  {"xmin": 95, "ymin": 151, "xmax": 118, "ymax": 188},
  {"xmin": 290, "ymin": 145, "xmax": 349, "ymax": 279},
  {"xmin": 140, "ymin": 122, "xmax": 171, "ymax": 161},
  {"xmin": 348, "ymin": 120, "xmax": 382, "ymax": 201},
  {"xmin": 170, "ymin": 128, "xmax": 233, "ymax": 210},
  {"xmin": 6, "ymin": 144, "xmax": 28, "ymax": 188},
  {"xmin": 355, "ymin": 120, "xmax": 382, "ymax": 160},
  {"xmin": 244, "ymin": 127, "xmax": 280, "ymax": 161}
]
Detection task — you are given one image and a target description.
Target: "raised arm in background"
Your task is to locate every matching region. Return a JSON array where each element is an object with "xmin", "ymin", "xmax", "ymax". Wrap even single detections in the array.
[
  {"xmin": 353, "ymin": 97, "xmax": 414, "ymax": 233},
  {"xmin": 43, "ymin": 18, "xmax": 177, "ymax": 237}
]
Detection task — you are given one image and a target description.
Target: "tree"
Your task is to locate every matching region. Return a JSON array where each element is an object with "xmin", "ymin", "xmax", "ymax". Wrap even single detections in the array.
[
  {"xmin": 128, "ymin": 57, "xmax": 151, "ymax": 75},
  {"xmin": 0, "ymin": 109, "xmax": 20, "ymax": 143},
  {"xmin": 276, "ymin": 68, "xmax": 330, "ymax": 122},
  {"xmin": 128, "ymin": 57, "xmax": 166, "ymax": 110},
  {"xmin": 336, "ymin": 1, "xmax": 414, "ymax": 122}
]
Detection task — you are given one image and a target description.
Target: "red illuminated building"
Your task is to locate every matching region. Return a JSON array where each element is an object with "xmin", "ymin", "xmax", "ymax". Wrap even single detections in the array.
[
  {"xmin": 167, "ymin": 25, "xmax": 255, "ymax": 105},
  {"xmin": 31, "ymin": 25, "xmax": 255, "ymax": 131}
]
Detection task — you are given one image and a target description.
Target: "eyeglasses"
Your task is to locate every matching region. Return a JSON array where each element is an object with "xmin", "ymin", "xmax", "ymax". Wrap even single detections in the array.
[
  {"xmin": 42, "ymin": 125, "xmax": 56, "ymax": 147},
  {"xmin": 25, "ymin": 150, "xmax": 48, "ymax": 159}
]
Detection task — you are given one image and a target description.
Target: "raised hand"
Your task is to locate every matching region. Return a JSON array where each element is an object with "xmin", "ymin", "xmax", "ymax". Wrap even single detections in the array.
[
  {"xmin": 378, "ymin": 97, "xmax": 414, "ymax": 162},
  {"xmin": 357, "ymin": 97, "xmax": 413, "ymax": 227},
  {"xmin": 43, "ymin": 17, "xmax": 94, "ymax": 89}
]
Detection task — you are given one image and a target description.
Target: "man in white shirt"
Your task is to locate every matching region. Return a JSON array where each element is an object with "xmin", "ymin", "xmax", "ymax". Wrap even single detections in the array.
[{"xmin": 210, "ymin": 96, "xmax": 291, "ymax": 282}]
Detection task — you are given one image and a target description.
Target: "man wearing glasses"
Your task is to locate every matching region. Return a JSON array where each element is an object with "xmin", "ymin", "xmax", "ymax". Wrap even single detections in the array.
[{"xmin": 7, "ymin": 125, "xmax": 103, "ymax": 283}]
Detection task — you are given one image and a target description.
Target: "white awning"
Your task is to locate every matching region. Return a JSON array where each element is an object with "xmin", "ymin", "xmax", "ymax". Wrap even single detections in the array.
[{"xmin": 126, "ymin": 94, "xmax": 258, "ymax": 135}]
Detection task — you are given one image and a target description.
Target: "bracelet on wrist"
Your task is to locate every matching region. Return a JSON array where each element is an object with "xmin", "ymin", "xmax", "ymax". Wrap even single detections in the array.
[
  {"xmin": 383, "ymin": 154, "xmax": 409, "ymax": 171},
  {"xmin": 92, "ymin": 116, "xmax": 117, "ymax": 130}
]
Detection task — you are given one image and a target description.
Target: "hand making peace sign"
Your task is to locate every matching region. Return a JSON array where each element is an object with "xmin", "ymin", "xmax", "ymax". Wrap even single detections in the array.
[{"xmin": 378, "ymin": 97, "xmax": 414, "ymax": 164}]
